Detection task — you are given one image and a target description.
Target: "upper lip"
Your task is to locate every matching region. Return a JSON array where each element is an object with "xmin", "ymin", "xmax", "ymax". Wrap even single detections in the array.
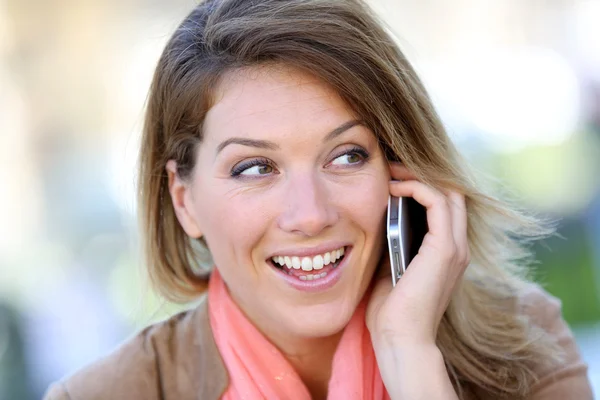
[{"xmin": 267, "ymin": 243, "xmax": 350, "ymax": 259}]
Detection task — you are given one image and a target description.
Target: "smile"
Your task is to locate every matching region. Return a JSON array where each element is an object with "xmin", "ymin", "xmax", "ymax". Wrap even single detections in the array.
[
  {"xmin": 267, "ymin": 246, "xmax": 349, "ymax": 289},
  {"xmin": 271, "ymin": 246, "xmax": 345, "ymax": 273}
]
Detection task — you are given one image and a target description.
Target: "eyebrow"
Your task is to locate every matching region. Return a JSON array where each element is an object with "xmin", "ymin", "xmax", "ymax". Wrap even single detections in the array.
[{"xmin": 215, "ymin": 119, "xmax": 363, "ymax": 154}]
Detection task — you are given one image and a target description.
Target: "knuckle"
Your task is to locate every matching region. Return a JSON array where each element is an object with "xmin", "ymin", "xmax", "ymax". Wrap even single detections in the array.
[
  {"xmin": 442, "ymin": 242, "xmax": 459, "ymax": 263},
  {"xmin": 434, "ymin": 194, "xmax": 448, "ymax": 208},
  {"xmin": 461, "ymin": 246, "xmax": 472, "ymax": 267},
  {"xmin": 465, "ymin": 249, "xmax": 472, "ymax": 266}
]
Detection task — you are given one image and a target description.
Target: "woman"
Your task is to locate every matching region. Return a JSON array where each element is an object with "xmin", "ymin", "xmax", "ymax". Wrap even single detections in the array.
[{"xmin": 45, "ymin": 0, "xmax": 593, "ymax": 399}]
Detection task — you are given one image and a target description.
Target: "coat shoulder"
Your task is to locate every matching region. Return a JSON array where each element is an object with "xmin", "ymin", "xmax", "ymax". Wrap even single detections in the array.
[
  {"xmin": 43, "ymin": 297, "xmax": 216, "ymax": 400},
  {"xmin": 519, "ymin": 284, "xmax": 594, "ymax": 399}
]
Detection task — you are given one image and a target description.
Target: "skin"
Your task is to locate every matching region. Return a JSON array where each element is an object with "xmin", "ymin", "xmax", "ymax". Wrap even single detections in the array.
[
  {"xmin": 167, "ymin": 65, "xmax": 469, "ymax": 399},
  {"xmin": 367, "ymin": 165, "xmax": 468, "ymax": 399}
]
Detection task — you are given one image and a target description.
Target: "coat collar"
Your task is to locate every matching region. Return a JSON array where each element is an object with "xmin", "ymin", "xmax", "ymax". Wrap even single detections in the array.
[{"xmin": 180, "ymin": 295, "xmax": 229, "ymax": 399}]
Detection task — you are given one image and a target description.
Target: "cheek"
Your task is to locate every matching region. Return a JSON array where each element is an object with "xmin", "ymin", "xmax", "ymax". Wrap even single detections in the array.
[
  {"xmin": 198, "ymin": 187, "xmax": 273, "ymax": 257},
  {"xmin": 338, "ymin": 173, "xmax": 389, "ymax": 235}
]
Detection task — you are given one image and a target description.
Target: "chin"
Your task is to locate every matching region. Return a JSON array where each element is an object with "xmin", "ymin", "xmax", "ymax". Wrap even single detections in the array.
[{"xmin": 279, "ymin": 298, "xmax": 361, "ymax": 338}]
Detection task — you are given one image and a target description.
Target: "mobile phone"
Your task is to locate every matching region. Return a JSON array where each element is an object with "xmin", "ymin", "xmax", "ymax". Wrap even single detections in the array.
[{"xmin": 386, "ymin": 194, "xmax": 428, "ymax": 286}]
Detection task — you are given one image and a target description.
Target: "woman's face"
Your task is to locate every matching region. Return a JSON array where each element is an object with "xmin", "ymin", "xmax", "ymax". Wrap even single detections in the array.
[{"xmin": 170, "ymin": 65, "xmax": 390, "ymax": 339}]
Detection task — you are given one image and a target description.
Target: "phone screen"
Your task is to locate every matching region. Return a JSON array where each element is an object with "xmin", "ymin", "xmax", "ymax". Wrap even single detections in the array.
[{"xmin": 403, "ymin": 196, "xmax": 427, "ymax": 263}]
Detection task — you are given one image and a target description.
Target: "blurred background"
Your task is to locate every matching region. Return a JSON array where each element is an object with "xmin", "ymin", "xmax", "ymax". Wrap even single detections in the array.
[{"xmin": 0, "ymin": 0, "xmax": 599, "ymax": 398}]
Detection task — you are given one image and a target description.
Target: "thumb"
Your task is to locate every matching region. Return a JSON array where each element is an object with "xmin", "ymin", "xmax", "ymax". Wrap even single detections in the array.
[
  {"xmin": 366, "ymin": 266, "xmax": 393, "ymax": 333},
  {"xmin": 375, "ymin": 247, "xmax": 392, "ymax": 280}
]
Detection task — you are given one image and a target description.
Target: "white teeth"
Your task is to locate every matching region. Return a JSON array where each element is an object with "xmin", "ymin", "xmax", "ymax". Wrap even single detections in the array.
[
  {"xmin": 299, "ymin": 272, "xmax": 328, "ymax": 281},
  {"xmin": 301, "ymin": 257, "xmax": 312, "ymax": 271},
  {"xmin": 313, "ymin": 255, "xmax": 323, "ymax": 270},
  {"xmin": 272, "ymin": 247, "xmax": 345, "ymax": 271}
]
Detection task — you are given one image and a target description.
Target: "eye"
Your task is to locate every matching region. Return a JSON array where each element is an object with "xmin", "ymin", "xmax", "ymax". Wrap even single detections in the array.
[
  {"xmin": 330, "ymin": 147, "xmax": 369, "ymax": 166},
  {"xmin": 230, "ymin": 158, "xmax": 276, "ymax": 177},
  {"xmin": 241, "ymin": 164, "xmax": 273, "ymax": 176}
]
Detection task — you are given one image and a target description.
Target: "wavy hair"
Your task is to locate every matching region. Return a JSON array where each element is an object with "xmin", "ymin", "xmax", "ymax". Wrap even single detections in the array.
[{"xmin": 137, "ymin": 0, "xmax": 562, "ymax": 397}]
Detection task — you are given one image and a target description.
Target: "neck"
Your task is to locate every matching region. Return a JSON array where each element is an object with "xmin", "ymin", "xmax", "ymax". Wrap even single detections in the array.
[{"xmin": 269, "ymin": 328, "xmax": 344, "ymax": 400}]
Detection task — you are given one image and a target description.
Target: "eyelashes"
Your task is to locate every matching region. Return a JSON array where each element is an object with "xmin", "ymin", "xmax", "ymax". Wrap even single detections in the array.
[
  {"xmin": 229, "ymin": 146, "xmax": 370, "ymax": 179},
  {"xmin": 330, "ymin": 147, "xmax": 370, "ymax": 166},
  {"xmin": 230, "ymin": 157, "xmax": 276, "ymax": 177}
]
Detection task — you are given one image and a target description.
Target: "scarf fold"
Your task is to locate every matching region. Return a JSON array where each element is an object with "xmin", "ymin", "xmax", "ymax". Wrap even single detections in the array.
[{"xmin": 208, "ymin": 269, "xmax": 390, "ymax": 400}]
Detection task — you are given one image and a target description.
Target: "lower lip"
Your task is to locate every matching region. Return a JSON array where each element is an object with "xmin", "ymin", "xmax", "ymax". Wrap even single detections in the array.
[{"xmin": 269, "ymin": 248, "xmax": 350, "ymax": 293}]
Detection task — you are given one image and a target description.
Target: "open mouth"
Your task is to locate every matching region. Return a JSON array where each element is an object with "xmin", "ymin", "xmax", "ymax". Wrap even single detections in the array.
[{"xmin": 268, "ymin": 246, "xmax": 347, "ymax": 281}]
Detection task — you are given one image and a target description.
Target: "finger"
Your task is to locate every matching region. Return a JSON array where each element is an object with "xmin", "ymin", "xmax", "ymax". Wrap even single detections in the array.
[
  {"xmin": 390, "ymin": 163, "xmax": 460, "ymax": 198},
  {"xmin": 448, "ymin": 192, "xmax": 467, "ymax": 242},
  {"xmin": 447, "ymin": 192, "xmax": 470, "ymax": 266},
  {"xmin": 389, "ymin": 164, "xmax": 457, "ymax": 203},
  {"xmin": 389, "ymin": 180, "xmax": 452, "ymax": 241},
  {"xmin": 388, "ymin": 163, "xmax": 418, "ymax": 181}
]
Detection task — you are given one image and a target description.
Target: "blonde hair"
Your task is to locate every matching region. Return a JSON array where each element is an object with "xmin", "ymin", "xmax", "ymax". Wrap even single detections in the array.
[{"xmin": 137, "ymin": 0, "xmax": 562, "ymax": 397}]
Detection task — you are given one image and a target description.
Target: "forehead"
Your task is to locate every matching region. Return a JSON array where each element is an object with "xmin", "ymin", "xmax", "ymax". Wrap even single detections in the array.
[{"xmin": 203, "ymin": 65, "xmax": 357, "ymax": 140}]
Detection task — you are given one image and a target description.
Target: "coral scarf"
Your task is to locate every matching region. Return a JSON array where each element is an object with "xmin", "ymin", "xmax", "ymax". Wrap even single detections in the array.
[{"xmin": 208, "ymin": 269, "xmax": 390, "ymax": 400}]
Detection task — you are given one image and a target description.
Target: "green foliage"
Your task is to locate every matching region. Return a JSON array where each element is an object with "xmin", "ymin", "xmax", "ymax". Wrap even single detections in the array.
[{"xmin": 532, "ymin": 221, "xmax": 600, "ymax": 326}]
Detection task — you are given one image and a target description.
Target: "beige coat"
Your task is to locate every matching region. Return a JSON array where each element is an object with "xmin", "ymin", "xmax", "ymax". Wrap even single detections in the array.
[{"xmin": 44, "ymin": 285, "xmax": 594, "ymax": 399}]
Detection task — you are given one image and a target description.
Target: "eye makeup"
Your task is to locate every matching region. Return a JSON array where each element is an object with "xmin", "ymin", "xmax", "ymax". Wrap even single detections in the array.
[
  {"xmin": 229, "ymin": 145, "xmax": 371, "ymax": 179},
  {"xmin": 230, "ymin": 157, "xmax": 276, "ymax": 177},
  {"xmin": 327, "ymin": 146, "xmax": 370, "ymax": 166}
]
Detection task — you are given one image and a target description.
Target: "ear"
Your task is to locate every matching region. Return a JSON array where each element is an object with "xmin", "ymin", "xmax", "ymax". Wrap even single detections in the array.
[{"xmin": 165, "ymin": 160, "xmax": 203, "ymax": 238}]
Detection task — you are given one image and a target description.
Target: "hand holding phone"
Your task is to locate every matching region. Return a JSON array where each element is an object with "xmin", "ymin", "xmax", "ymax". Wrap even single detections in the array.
[{"xmin": 368, "ymin": 165, "xmax": 470, "ymax": 398}]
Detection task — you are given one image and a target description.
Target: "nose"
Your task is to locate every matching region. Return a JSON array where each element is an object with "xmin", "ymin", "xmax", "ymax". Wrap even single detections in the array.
[{"xmin": 277, "ymin": 172, "xmax": 338, "ymax": 237}]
